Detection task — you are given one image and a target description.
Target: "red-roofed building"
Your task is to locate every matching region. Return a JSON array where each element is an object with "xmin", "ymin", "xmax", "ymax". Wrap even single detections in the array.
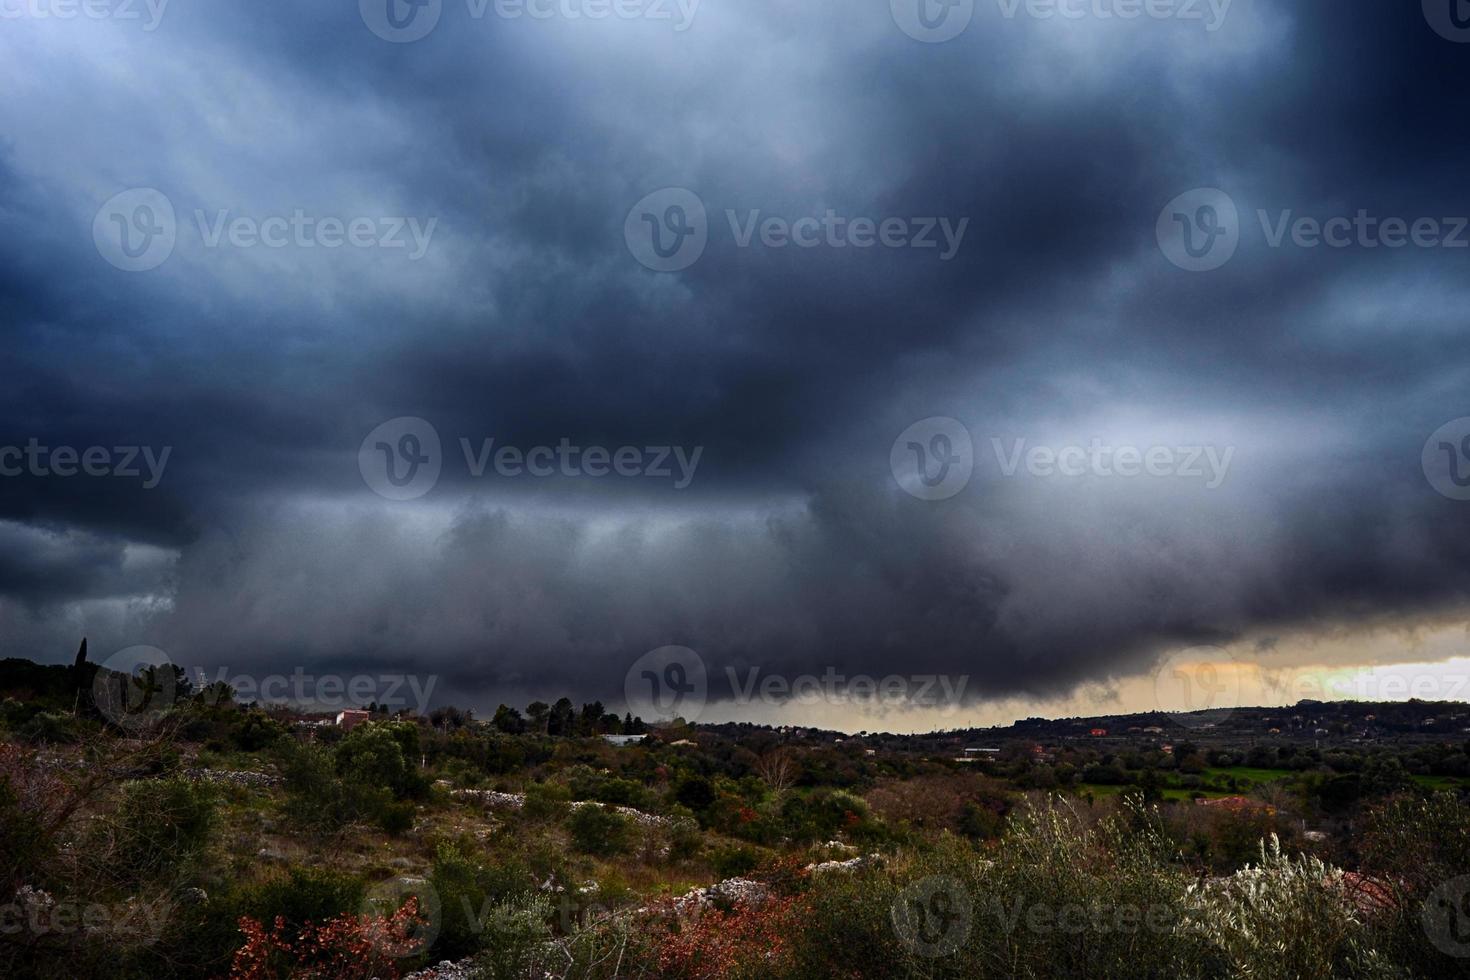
[{"xmin": 336, "ymin": 709, "xmax": 371, "ymax": 731}]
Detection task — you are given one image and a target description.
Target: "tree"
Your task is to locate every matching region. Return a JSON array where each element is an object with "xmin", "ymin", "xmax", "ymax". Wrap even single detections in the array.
[
  {"xmin": 430, "ymin": 706, "xmax": 473, "ymax": 732},
  {"xmin": 492, "ymin": 705, "xmax": 525, "ymax": 735},
  {"xmin": 526, "ymin": 701, "xmax": 550, "ymax": 734},
  {"xmin": 548, "ymin": 698, "xmax": 575, "ymax": 737},
  {"xmin": 578, "ymin": 701, "xmax": 606, "ymax": 736},
  {"xmin": 755, "ymin": 748, "xmax": 796, "ymax": 798}
]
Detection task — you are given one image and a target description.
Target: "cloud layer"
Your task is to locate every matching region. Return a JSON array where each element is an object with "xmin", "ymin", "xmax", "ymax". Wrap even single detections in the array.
[{"xmin": 2, "ymin": 1, "xmax": 1468, "ymax": 725}]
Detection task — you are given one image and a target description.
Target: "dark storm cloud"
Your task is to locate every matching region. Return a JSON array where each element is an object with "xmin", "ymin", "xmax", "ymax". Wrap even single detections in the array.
[{"xmin": 1, "ymin": 1, "xmax": 1469, "ymax": 720}]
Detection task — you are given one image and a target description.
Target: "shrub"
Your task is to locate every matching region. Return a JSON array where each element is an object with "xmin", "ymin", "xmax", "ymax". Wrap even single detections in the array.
[
  {"xmin": 113, "ymin": 777, "xmax": 215, "ymax": 880},
  {"xmin": 522, "ymin": 781, "xmax": 571, "ymax": 822},
  {"xmin": 429, "ymin": 841, "xmax": 536, "ymax": 959},
  {"xmin": 467, "ymin": 894, "xmax": 554, "ymax": 980},
  {"xmin": 709, "ymin": 844, "xmax": 761, "ymax": 879},
  {"xmin": 228, "ymin": 896, "xmax": 428, "ymax": 980},
  {"xmin": 655, "ymin": 894, "xmax": 801, "ymax": 980},
  {"xmin": 1181, "ymin": 836, "xmax": 1388, "ymax": 980},
  {"xmin": 568, "ymin": 804, "xmax": 631, "ymax": 857}
]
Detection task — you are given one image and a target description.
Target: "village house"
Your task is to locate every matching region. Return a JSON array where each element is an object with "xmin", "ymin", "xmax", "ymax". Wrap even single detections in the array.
[{"xmin": 335, "ymin": 709, "xmax": 371, "ymax": 731}]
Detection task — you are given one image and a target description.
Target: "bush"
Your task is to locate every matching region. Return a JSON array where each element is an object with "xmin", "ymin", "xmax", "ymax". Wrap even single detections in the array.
[
  {"xmin": 467, "ymin": 894, "xmax": 554, "ymax": 980},
  {"xmin": 429, "ymin": 841, "xmax": 536, "ymax": 959},
  {"xmin": 113, "ymin": 778, "xmax": 215, "ymax": 880},
  {"xmin": 522, "ymin": 781, "xmax": 571, "ymax": 822},
  {"xmin": 568, "ymin": 804, "xmax": 631, "ymax": 857},
  {"xmin": 709, "ymin": 843, "xmax": 762, "ymax": 879},
  {"xmin": 1181, "ymin": 836, "xmax": 1389, "ymax": 980}
]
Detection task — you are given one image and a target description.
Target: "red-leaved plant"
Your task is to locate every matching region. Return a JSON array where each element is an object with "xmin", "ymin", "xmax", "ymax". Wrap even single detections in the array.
[
  {"xmin": 653, "ymin": 894, "xmax": 801, "ymax": 980},
  {"xmin": 227, "ymin": 896, "xmax": 427, "ymax": 980}
]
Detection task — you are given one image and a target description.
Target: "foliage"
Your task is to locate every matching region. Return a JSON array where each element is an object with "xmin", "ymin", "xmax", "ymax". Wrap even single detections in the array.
[
  {"xmin": 568, "ymin": 803, "xmax": 632, "ymax": 857},
  {"xmin": 228, "ymin": 896, "xmax": 428, "ymax": 980},
  {"xmin": 112, "ymin": 777, "xmax": 216, "ymax": 881}
]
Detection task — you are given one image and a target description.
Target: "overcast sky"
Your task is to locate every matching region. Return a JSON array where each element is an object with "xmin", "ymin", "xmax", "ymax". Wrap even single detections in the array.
[{"xmin": 2, "ymin": 1, "xmax": 1469, "ymax": 732}]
